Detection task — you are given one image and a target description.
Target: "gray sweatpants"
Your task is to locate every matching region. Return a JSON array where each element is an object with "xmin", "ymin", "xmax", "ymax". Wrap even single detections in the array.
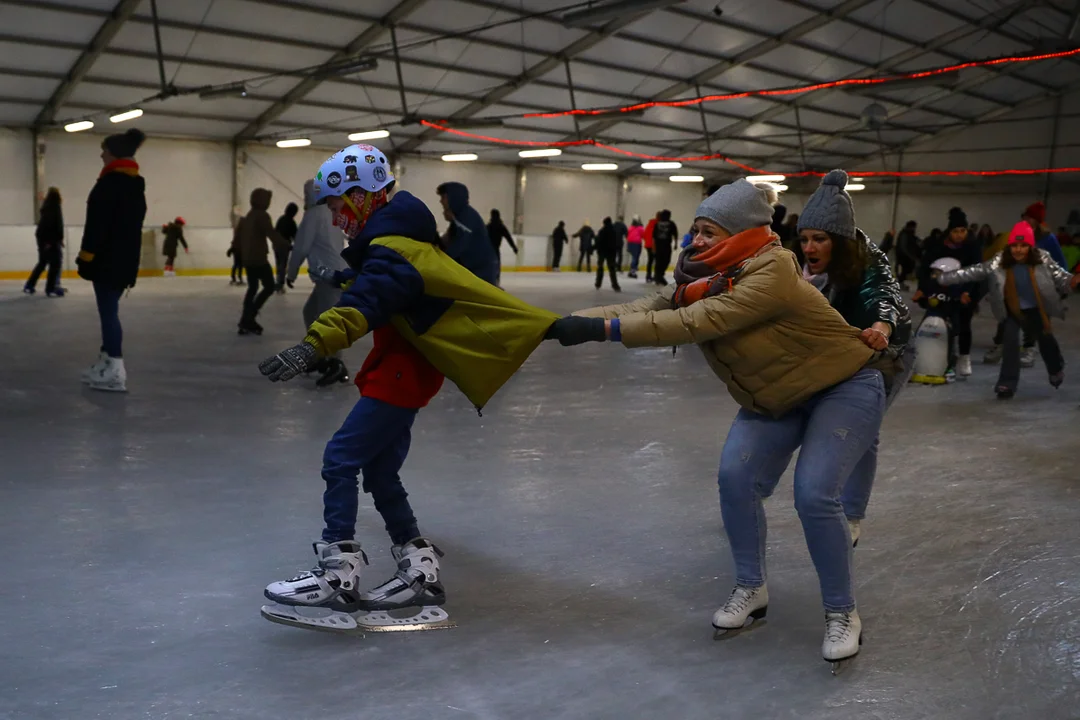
[{"xmin": 303, "ymin": 282, "xmax": 342, "ymax": 357}]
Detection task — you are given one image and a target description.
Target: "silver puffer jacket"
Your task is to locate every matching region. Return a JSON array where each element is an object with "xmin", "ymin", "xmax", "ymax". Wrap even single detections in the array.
[{"xmin": 938, "ymin": 248, "xmax": 1072, "ymax": 321}]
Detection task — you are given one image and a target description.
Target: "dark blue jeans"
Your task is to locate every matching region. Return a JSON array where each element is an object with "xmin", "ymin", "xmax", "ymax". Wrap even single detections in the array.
[
  {"xmin": 627, "ymin": 243, "xmax": 641, "ymax": 273},
  {"xmin": 93, "ymin": 281, "xmax": 124, "ymax": 358},
  {"xmin": 322, "ymin": 397, "xmax": 420, "ymax": 546}
]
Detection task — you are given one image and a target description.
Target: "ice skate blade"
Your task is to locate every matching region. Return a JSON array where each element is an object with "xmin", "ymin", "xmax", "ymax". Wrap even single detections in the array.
[
  {"xmin": 261, "ymin": 603, "xmax": 361, "ymax": 635},
  {"xmin": 356, "ymin": 606, "xmax": 455, "ymax": 633},
  {"xmin": 260, "ymin": 603, "xmax": 454, "ymax": 635},
  {"xmin": 826, "ymin": 633, "xmax": 864, "ymax": 675},
  {"xmin": 712, "ymin": 612, "xmax": 767, "ymax": 641}
]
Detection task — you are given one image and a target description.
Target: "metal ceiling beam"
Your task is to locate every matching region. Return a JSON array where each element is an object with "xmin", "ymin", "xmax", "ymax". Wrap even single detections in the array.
[{"xmin": 32, "ymin": 0, "xmax": 141, "ymax": 127}]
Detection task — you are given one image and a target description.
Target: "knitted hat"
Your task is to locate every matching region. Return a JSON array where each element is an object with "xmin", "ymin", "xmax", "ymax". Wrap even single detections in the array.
[
  {"xmin": 102, "ymin": 128, "xmax": 145, "ymax": 159},
  {"xmin": 695, "ymin": 178, "xmax": 777, "ymax": 235},
  {"xmin": 946, "ymin": 206, "xmax": 968, "ymax": 232},
  {"xmin": 1022, "ymin": 201, "xmax": 1046, "ymax": 224},
  {"xmin": 796, "ymin": 169, "xmax": 855, "ymax": 239},
  {"xmin": 1008, "ymin": 221, "xmax": 1035, "ymax": 247}
]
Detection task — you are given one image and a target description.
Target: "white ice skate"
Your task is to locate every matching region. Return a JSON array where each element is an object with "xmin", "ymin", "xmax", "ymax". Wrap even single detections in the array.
[
  {"xmin": 848, "ymin": 518, "xmax": 861, "ymax": 548},
  {"xmin": 1020, "ymin": 347, "xmax": 1037, "ymax": 368},
  {"xmin": 956, "ymin": 354, "xmax": 972, "ymax": 378},
  {"xmin": 87, "ymin": 357, "xmax": 127, "ymax": 392},
  {"xmin": 712, "ymin": 584, "xmax": 768, "ymax": 639},
  {"xmin": 81, "ymin": 352, "xmax": 108, "ymax": 384},
  {"xmin": 261, "ymin": 538, "xmax": 454, "ymax": 635},
  {"xmin": 823, "ymin": 609, "xmax": 862, "ymax": 674},
  {"xmin": 983, "ymin": 344, "xmax": 1003, "ymax": 364}
]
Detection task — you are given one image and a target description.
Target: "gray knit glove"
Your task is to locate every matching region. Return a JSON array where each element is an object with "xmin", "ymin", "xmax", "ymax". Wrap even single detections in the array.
[
  {"xmin": 308, "ymin": 265, "xmax": 342, "ymax": 287},
  {"xmin": 259, "ymin": 342, "xmax": 319, "ymax": 382}
]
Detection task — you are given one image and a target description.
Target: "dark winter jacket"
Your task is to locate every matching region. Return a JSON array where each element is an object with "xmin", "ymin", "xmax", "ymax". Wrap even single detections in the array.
[
  {"xmin": 1035, "ymin": 229, "xmax": 1067, "ymax": 269},
  {"xmin": 275, "ymin": 204, "xmax": 299, "ymax": 251},
  {"xmin": 572, "ymin": 225, "xmax": 595, "ymax": 252},
  {"xmin": 438, "ymin": 182, "xmax": 497, "ymax": 283},
  {"xmin": 771, "ymin": 205, "xmax": 790, "ymax": 248},
  {"xmin": 652, "ymin": 219, "xmax": 678, "ymax": 256},
  {"xmin": 896, "ymin": 227, "xmax": 921, "ymax": 262},
  {"xmin": 35, "ymin": 201, "xmax": 63, "ymax": 250},
  {"xmin": 238, "ymin": 188, "xmax": 287, "ymax": 266},
  {"xmin": 917, "ymin": 234, "xmax": 982, "ymax": 306},
  {"xmin": 595, "ymin": 219, "xmax": 618, "ymax": 254},
  {"xmin": 612, "ymin": 219, "xmax": 628, "ymax": 245},
  {"xmin": 162, "ymin": 222, "xmax": 187, "ymax": 256},
  {"xmin": 77, "ymin": 161, "xmax": 147, "ymax": 289},
  {"xmin": 552, "ymin": 222, "xmax": 568, "ymax": 246},
  {"xmin": 487, "ymin": 210, "xmax": 518, "ymax": 254}
]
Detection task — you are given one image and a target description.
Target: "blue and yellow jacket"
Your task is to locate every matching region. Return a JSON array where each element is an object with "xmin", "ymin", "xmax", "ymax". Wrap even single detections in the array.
[{"xmin": 303, "ymin": 190, "xmax": 558, "ymax": 410}]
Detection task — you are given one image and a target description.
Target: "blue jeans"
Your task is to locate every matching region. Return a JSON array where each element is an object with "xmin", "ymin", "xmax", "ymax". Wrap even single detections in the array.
[
  {"xmin": 322, "ymin": 397, "xmax": 420, "ymax": 546},
  {"xmin": 627, "ymin": 243, "xmax": 641, "ymax": 273},
  {"xmin": 93, "ymin": 281, "xmax": 124, "ymax": 358},
  {"xmin": 717, "ymin": 369, "xmax": 885, "ymax": 612}
]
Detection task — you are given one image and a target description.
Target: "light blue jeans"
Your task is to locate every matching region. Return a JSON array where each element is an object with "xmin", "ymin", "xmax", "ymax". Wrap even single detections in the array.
[{"xmin": 717, "ymin": 369, "xmax": 885, "ymax": 612}]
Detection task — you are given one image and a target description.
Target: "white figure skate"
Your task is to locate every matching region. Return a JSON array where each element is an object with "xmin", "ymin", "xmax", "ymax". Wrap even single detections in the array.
[
  {"xmin": 87, "ymin": 357, "xmax": 127, "ymax": 392},
  {"xmin": 712, "ymin": 584, "xmax": 768, "ymax": 640},
  {"xmin": 81, "ymin": 352, "xmax": 108, "ymax": 384},
  {"xmin": 823, "ymin": 609, "xmax": 863, "ymax": 675},
  {"xmin": 261, "ymin": 538, "xmax": 454, "ymax": 635}
]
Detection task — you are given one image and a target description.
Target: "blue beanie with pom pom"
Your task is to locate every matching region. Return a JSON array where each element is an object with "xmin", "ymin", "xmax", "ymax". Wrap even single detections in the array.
[{"xmin": 796, "ymin": 169, "xmax": 855, "ymax": 240}]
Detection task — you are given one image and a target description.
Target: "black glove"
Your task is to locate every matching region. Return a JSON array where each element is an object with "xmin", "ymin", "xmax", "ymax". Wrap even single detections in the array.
[
  {"xmin": 308, "ymin": 265, "xmax": 343, "ymax": 287},
  {"xmin": 75, "ymin": 257, "xmax": 94, "ymax": 281},
  {"xmin": 545, "ymin": 316, "xmax": 606, "ymax": 346},
  {"xmin": 286, "ymin": 278, "xmax": 295, "ymax": 289},
  {"xmin": 259, "ymin": 342, "xmax": 319, "ymax": 382}
]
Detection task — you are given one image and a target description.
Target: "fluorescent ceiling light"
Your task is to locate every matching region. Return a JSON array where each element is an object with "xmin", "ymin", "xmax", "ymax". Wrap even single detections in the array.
[
  {"xmin": 442, "ymin": 153, "xmax": 478, "ymax": 162},
  {"xmin": 851, "ymin": 176, "xmax": 864, "ymax": 182},
  {"xmin": 518, "ymin": 148, "xmax": 562, "ymax": 158},
  {"xmin": 276, "ymin": 138, "xmax": 311, "ymax": 148},
  {"xmin": 109, "ymin": 109, "xmax": 143, "ymax": 123},
  {"xmin": 562, "ymin": 0, "xmax": 687, "ymax": 27},
  {"xmin": 746, "ymin": 174, "xmax": 786, "ymax": 183},
  {"xmin": 669, "ymin": 175, "xmax": 704, "ymax": 182},
  {"xmin": 846, "ymin": 183, "xmax": 866, "ymax": 191},
  {"xmin": 64, "ymin": 120, "xmax": 93, "ymax": 132},
  {"xmin": 349, "ymin": 129, "xmax": 390, "ymax": 141},
  {"xmin": 582, "ymin": 163, "xmax": 619, "ymax": 171},
  {"xmin": 641, "ymin": 161, "xmax": 681, "ymax": 170},
  {"xmin": 772, "ymin": 184, "xmax": 789, "ymax": 192}
]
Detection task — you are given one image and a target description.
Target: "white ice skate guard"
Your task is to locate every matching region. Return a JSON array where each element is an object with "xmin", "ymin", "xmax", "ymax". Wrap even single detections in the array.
[
  {"xmin": 823, "ymin": 609, "xmax": 862, "ymax": 671},
  {"xmin": 87, "ymin": 357, "xmax": 127, "ymax": 393},
  {"xmin": 264, "ymin": 540, "xmax": 369, "ymax": 612},
  {"xmin": 81, "ymin": 352, "xmax": 108, "ymax": 384},
  {"xmin": 712, "ymin": 584, "xmax": 768, "ymax": 639}
]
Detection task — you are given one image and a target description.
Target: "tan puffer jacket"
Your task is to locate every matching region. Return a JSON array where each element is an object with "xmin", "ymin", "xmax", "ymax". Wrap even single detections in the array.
[{"xmin": 575, "ymin": 246, "xmax": 874, "ymax": 418}]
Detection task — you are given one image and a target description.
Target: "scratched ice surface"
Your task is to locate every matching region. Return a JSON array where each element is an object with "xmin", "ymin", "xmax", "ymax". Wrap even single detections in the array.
[{"xmin": 1, "ymin": 274, "xmax": 1078, "ymax": 720}]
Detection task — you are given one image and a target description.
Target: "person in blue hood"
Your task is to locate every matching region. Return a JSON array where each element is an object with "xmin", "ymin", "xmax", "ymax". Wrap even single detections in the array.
[{"xmin": 436, "ymin": 181, "xmax": 498, "ymax": 284}]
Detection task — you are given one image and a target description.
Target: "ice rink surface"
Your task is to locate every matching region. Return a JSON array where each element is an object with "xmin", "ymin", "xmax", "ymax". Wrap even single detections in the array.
[{"xmin": 1, "ymin": 273, "xmax": 1078, "ymax": 720}]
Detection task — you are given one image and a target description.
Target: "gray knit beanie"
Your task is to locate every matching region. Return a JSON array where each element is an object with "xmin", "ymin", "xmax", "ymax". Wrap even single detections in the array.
[
  {"xmin": 694, "ymin": 178, "xmax": 777, "ymax": 235},
  {"xmin": 797, "ymin": 169, "xmax": 855, "ymax": 239}
]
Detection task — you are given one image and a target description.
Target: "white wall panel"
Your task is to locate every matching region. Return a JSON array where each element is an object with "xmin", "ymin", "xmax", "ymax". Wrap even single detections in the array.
[
  {"xmin": 522, "ymin": 167, "xmax": 617, "ymax": 235},
  {"xmin": 241, "ymin": 145, "xmax": 327, "ymax": 217},
  {"xmin": 396, "ymin": 157, "xmax": 517, "ymax": 233},
  {"xmin": 624, "ymin": 176, "xmax": 702, "ymax": 233},
  {"xmin": 0, "ymin": 129, "xmax": 35, "ymax": 225}
]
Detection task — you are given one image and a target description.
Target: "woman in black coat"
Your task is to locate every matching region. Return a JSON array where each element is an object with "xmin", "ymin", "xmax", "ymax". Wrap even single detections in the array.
[{"xmin": 24, "ymin": 187, "xmax": 65, "ymax": 296}]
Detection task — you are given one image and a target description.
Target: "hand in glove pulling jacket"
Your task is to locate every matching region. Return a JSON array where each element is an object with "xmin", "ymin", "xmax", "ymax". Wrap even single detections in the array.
[
  {"xmin": 545, "ymin": 316, "xmax": 615, "ymax": 346},
  {"xmin": 308, "ymin": 265, "xmax": 348, "ymax": 287},
  {"xmin": 259, "ymin": 342, "xmax": 320, "ymax": 382}
]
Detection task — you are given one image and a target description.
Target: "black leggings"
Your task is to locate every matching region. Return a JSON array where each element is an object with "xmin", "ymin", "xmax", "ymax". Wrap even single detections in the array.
[
  {"xmin": 998, "ymin": 310, "xmax": 1063, "ymax": 391},
  {"xmin": 242, "ymin": 263, "xmax": 275, "ymax": 324},
  {"xmin": 26, "ymin": 246, "xmax": 62, "ymax": 292}
]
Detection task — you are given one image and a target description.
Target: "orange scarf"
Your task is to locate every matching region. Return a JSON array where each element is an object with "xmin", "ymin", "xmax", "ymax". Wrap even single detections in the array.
[
  {"xmin": 673, "ymin": 226, "xmax": 778, "ymax": 307},
  {"xmin": 100, "ymin": 158, "xmax": 139, "ymax": 178}
]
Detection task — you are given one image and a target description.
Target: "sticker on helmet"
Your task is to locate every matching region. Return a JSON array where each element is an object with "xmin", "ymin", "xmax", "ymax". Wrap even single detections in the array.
[
  {"xmin": 327, "ymin": 172, "xmax": 341, "ymax": 189},
  {"xmin": 316, "ymin": 171, "xmax": 323, "ymax": 180},
  {"xmin": 356, "ymin": 144, "xmax": 374, "ymax": 152},
  {"xmin": 343, "ymin": 155, "xmax": 357, "ymax": 164},
  {"xmin": 373, "ymin": 166, "xmax": 387, "ymax": 182},
  {"xmin": 345, "ymin": 166, "xmax": 359, "ymax": 181},
  {"xmin": 365, "ymin": 155, "xmax": 376, "ymax": 164}
]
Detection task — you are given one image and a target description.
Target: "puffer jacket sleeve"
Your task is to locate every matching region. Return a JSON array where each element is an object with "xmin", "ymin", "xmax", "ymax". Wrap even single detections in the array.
[
  {"xmin": 615, "ymin": 264, "xmax": 792, "ymax": 348},
  {"xmin": 938, "ymin": 261, "xmax": 991, "ymax": 287},
  {"xmin": 858, "ymin": 234, "xmax": 907, "ymax": 330},
  {"xmin": 573, "ymin": 289, "xmax": 674, "ymax": 319},
  {"xmin": 1040, "ymin": 249, "xmax": 1074, "ymax": 295}
]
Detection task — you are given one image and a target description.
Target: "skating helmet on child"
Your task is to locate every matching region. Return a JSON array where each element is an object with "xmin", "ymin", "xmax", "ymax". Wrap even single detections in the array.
[{"xmin": 312, "ymin": 144, "xmax": 395, "ymax": 238}]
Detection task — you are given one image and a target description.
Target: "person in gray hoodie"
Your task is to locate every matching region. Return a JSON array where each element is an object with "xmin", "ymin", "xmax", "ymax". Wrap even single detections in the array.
[{"xmin": 286, "ymin": 179, "xmax": 349, "ymax": 386}]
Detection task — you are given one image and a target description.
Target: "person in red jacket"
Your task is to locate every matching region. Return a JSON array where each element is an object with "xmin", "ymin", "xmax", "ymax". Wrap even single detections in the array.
[{"xmin": 644, "ymin": 211, "xmax": 659, "ymax": 282}]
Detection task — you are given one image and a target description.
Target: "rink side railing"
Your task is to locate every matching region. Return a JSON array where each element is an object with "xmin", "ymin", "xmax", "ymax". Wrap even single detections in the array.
[{"xmin": 0, "ymin": 226, "xmax": 614, "ymax": 279}]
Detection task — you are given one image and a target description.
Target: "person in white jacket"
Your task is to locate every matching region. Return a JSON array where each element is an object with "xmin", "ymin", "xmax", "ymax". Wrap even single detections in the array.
[{"xmin": 286, "ymin": 179, "xmax": 350, "ymax": 387}]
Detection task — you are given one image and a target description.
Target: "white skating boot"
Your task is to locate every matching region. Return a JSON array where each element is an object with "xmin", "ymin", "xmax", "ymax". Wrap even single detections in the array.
[
  {"xmin": 848, "ymin": 518, "xmax": 861, "ymax": 548},
  {"xmin": 712, "ymin": 584, "xmax": 768, "ymax": 639},
  {"xmin": 823, "ymin": 609, "xmax": 862, "ymax": 672},
  {"xmin": 87, "ymin": 357, "xmax": 127, "ymax": 392},
  {"xmin": 81, "ymin": 352, "xmax": 108, "ymax": 384},
  {"xmin": 1020, "ymin": 347, "xmax": 1037, "ymax": 368},
  {"xmin": 357, "ymin": 538, "xmax": 446, "ymax": 610},
  {"xmin": 983, "ymin": 344, "xmax": 1002, "ymax": 364},
  {"xmin": 956, "ymin": 354, "xmax": 972, "ymax": 377},
  {"xmin": 264, "ymin": 540, "xmax": 369, "ymax": 612}
]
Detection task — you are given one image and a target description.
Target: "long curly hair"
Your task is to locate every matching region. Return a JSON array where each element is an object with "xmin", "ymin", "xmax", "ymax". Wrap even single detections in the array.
[{"xmin": 823, "ymin": 231, "xmax": 868, "ymax": 289}]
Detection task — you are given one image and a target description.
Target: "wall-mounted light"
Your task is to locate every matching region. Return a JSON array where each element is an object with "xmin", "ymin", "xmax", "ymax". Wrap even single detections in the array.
[
  {"xmin": 64, "ymin": 121, "xmax": 94, "ymax": 132},
  {"xmin": 746, "ymin": 174, "xmax": 785, "ymax": 183},
  {"xmin": 349, "ymin": 130, "xmax": 390, "ymax": 141},
  {"xmin": 582, "ymin": 163, "xmax": 619, "ymax": 171},
  {"xmin": 641, "ymin": 161, "xmax": 681, "ymax": 170},
  {"xmin": 669, "ymin": 175, "xmax": 704, "ymax": 182},
  {"xmin": 110, "ymin": 109, "xmax": 143, "ymax": 123},
  {"xmin": 442, "ymin": 153, "xmax": 478, "ymax": 162},
  {"xmin": 276, "ymin": 138, "xmax": 311, "ymax": 148},
  {"xmin": 518, "ymin": 148, "xmax": 562, "ymax": 158}
]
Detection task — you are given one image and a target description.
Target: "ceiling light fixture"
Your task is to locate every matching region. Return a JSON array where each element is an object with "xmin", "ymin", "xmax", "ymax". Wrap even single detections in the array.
[
  {"xmin": 851, "ymin": 177, "xmax": 865, "ymax": 182},
  {"xmin": 641, "ymin": 161, "xmax": 682, "ymax": 170},
  {"xmin": 846, "ymin": 183, "xmax": 866, "ymax": 191},
  {"xmin": 518, "ymin": 148, "xmax": 562, "ymax": 158},
  {"xmin": 746, "ymin": 174, "xmax": 786, "ymax": 183},
  {"xmin": 348, "ymin": 129, "xmax": 390, "ymax": 141},
  {"xmin": 771, "ymin": 184, "xmax": 789, "ymax": 192},
  {"xmin": 276, "ymin": 138, "xmax": 311, "ymax": 148},
  {"xmin": 561, "ymin": 0, "xmax": 688, "ymax": 28},
  {"xmin": 441, "ymin": 153, "xmax": 478, "ymax": 162},
  {"xmin": 64, "ymin": 120, "xmax": 94, "ymax": 132},
  {"xmin": 582, "ymin": 163, "xmax": 619, "ymax": 171},
  {"xmin": 669, "ymin": 175, "xmax": 704, "ymax": 182},
  {"xmin": 199, "ymin": 82, "xmax": 248, "ymax": 99},
  {"xmin": 110, "ymin": 109, "xmax": 143, "ymax": 123}
]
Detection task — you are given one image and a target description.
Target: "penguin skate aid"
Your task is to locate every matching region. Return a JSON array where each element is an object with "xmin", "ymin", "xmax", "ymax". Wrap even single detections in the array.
[
  {"xmin": 546, "ymin": 174, "xmax": 888, "ymax": 667},
  {"xmin": 257, "ymin": 144, "xmax": 558, "ymax": 635}
]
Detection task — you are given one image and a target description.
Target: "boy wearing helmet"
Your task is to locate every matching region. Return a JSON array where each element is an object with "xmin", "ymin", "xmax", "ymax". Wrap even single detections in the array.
[{"xmin": 258, "ymin": 145, "xmax": 556, "ymax": 633}]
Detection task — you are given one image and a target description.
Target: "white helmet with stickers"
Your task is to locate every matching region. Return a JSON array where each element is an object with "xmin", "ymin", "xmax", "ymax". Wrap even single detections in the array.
[{"xmin": 312, "ymin": 144, "xmax": 394, "ymax": 205}]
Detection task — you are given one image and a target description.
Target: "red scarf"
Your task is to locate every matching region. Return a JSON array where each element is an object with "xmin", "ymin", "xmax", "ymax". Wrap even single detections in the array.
[
  {"xmin": 100, "ymin": 158, "xmax": 140, "ymax": 178},
  {"xmin": 673, "ymin": 226, "xmax": 778, "ymax": 307}
]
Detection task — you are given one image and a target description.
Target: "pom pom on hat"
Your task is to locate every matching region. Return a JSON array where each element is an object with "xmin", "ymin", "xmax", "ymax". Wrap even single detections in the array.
[
  {"xmin": 796, "ymin": 168, "xmax": 855, "ymax": 239},
  {"xmin": 822, "ymin": 168, "xmax": 848, "ymax": 187},
  {"xmin": 102, "ymin": 127, "xmax": 145, "ymax": 159}
]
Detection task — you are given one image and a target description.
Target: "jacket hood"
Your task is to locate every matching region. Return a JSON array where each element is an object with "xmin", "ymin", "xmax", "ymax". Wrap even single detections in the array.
[
  {"xmin": 284, "ymin": 202, "xmax": 299, "ymax": 217},
  {"xmin": 250, "ymin": 188, "xmax": 272, "ymax": 211},
  {"xmin": 343, "ymin": 190, "xmax": 438, "ymax": 267},
  {"xmin": 438, "ymin": 182, "xmax": 470, "ymax": 215},
  {"xmin": 303, "ymin": 179, "xmax": 318, "ymax": 209}
]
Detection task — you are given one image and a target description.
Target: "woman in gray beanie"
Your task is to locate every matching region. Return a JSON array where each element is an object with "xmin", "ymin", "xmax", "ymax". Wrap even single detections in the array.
[
  {"xmin": 546, "ymin": 178, "xmax": 887, "ymax": 666},
  {"xmin": 798, "ymin": 169, "xmax": 912, "ymax": 547}
]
